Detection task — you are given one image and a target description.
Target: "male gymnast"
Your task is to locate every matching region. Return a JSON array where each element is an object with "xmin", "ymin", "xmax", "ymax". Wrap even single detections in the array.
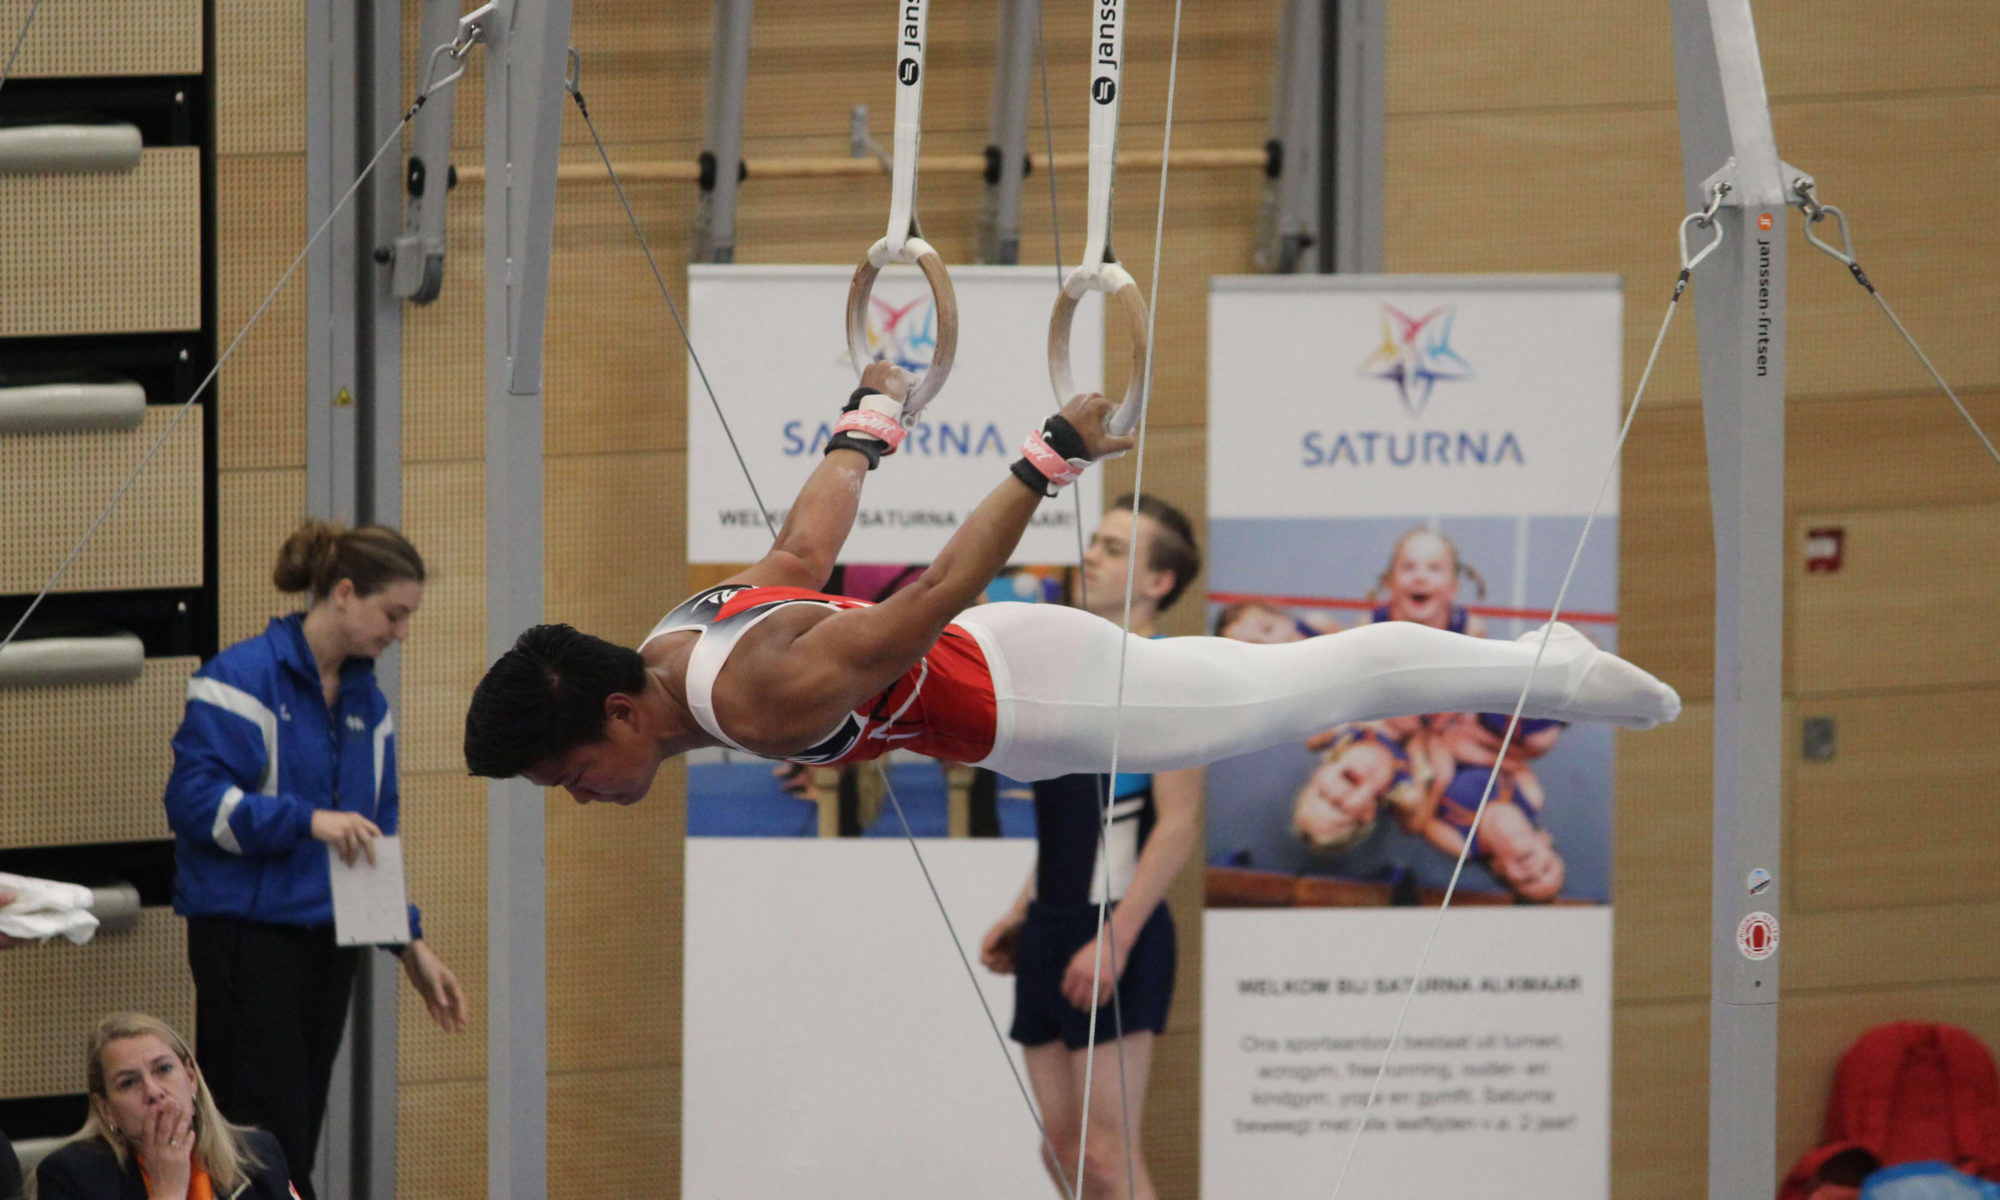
[{"xmin": 463, "ymin": 364, "xmax": 1680, "ymax": 801}]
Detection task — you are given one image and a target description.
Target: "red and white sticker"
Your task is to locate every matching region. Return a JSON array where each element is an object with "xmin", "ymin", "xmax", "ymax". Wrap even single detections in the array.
[{"xmin": 1737, "ymin": 911, "xmax": 1779, "ymax": 961}]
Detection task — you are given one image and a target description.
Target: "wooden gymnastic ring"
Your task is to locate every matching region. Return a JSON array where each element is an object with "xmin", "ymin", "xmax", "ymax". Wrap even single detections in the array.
[
  {"xmin": 845, "ymin": 236, "xmax": 959, "ymax": 424},
  {"xmin": 1047, "ymin": 263, "xmax": 1149, "ymax": 439}
]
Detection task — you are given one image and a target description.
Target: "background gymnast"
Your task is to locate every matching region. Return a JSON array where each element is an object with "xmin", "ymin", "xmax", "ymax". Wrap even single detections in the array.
[{"xmin": 462, "ymin": 364, "xmax": 1680, "ymax": 799}]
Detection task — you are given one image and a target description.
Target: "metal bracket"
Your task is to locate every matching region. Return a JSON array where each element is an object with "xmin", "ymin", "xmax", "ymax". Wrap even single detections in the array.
[{"xmin": 390, "ymin": 0, "xmax": 481, "ymax": 302}]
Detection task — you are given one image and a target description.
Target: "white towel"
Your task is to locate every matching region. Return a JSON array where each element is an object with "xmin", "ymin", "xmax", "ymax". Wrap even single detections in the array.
[{"xmin": 0, "ymin": 872, "xmax": 101, "ymax": 945}]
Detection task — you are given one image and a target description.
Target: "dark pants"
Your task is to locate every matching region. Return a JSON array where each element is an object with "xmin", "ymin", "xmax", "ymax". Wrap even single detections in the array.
[{"xmin": 187, "ymin": 916, "xmax": 359, "ymax": 1200}]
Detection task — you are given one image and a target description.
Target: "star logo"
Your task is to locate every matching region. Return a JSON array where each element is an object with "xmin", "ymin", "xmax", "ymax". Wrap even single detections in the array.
[
  {"xmin": 1359, "ymin": 304, "xmax": 1474, "ymax": 418},
  {"xmin": 866, "ymin": 293, "xmax": 939, "ymax": 376}
]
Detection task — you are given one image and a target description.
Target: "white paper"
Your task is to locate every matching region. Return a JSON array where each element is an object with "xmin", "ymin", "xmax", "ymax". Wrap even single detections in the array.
[{"xmin": 329, "ymin": 835, "xmax": 411, "ymax": 946}]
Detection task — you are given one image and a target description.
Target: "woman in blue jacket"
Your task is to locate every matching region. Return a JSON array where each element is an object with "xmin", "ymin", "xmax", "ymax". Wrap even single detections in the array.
[{"xmin": 163, "ymin": 520, "xmax": 465, "ymax": 1200}]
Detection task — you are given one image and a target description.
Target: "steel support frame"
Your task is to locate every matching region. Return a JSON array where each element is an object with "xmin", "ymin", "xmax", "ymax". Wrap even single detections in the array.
[
  {"xmin": 975, "ymin": 0, "xmax": 1036, "ymax": 265},
  {"xmin": 1317, "ymin": 0, "xmax": 1383, "ymax": 273},
  {"xmin": 1670, "ymin": 1, "xmax": 1791, "ymax": 1195},
  {"xmin": 1255, "ymin": 0, "xmax": 1321, "ymax": 272},
  {"xmin": 484, "ymin": 3, "xmax": 572, "ymax": 1197},
  {"xmin": 691, "ymin": 0, "xmax": 752, "ymax": 263},
  {"xmin": 304, "ymin": 1, "xmax": 404, "ymax": 1195}
]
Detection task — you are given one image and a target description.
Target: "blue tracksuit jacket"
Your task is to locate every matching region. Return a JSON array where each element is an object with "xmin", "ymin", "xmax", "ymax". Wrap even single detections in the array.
[{"xmin": 163, "ymin": 614, "xmax": 422, "ymax": 938}]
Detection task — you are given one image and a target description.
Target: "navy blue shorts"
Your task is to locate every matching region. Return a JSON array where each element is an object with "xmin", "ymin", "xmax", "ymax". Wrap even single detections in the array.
[{"xmin": 1009, "ymin": 900, "xmax": 1176, "ymax": 1050}]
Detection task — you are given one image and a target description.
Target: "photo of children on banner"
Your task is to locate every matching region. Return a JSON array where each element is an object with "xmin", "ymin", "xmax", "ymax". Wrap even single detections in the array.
[
  {"xmin": 1205, "ymin": 522, "xmax": 1613, "ymax": 905},
  {"xmin": 685, "ymin": 561, "xmax": 1064, "ymax": 840}
]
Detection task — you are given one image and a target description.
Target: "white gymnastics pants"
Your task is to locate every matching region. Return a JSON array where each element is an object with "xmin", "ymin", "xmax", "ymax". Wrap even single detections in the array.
[{"xmin": 951, "ymin": 602, "xmax": 1679, "ymax": 782}]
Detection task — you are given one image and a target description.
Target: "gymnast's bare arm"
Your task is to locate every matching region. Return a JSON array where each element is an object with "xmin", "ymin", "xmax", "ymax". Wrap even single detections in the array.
[
  {"xmin": 718, "ymin": 359, "xmax": 911, "ymax": 592},
  {"xmin": 712, "ymin": 391, "xmax": 1134, "ymax": 755}
]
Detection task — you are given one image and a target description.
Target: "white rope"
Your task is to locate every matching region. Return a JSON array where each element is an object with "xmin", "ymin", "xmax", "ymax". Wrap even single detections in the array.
[
  {"xmin": 0, "ymin": 47, "xmax": 471, "ymax": 658},
  {"xmin": 1076, "ymin": 1, "xmax": 1187, "ymax": 1194},
  {"xmin": 1328, "ymin": 236, "xmax": 1704, "ymax": 1199}
]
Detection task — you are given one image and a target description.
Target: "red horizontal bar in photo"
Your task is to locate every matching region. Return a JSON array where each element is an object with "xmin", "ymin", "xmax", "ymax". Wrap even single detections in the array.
[{"xmin": 1206, "ymin": 591, "xmax": 1619, "ymax": 626}]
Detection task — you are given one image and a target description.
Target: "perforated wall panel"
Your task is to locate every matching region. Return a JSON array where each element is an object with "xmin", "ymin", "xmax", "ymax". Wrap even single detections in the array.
[
  {"xmin": 216, "ymin": 155, "xmax": 306, "ymax": 470},
  {"xmin": 216, "ymin": 467, "xmax": 303, "ymax": 647},
  {"xmin": 0, "ymin": 910, "xmax": 195, "ymax": 1099},
  {"xmin": 0, "ymin": 407, "xmax": 203, "ymax": 595},
  {"xmin": 0, "ymin": 0, "xmax": 202, "ymax": 79},
  {"xmin": 0, "ymin": 148, "xmax": 201, "ymax": 337},
  {"xmin": 0, "ymin": 657, "xmax": 192, "ymax": 848}
]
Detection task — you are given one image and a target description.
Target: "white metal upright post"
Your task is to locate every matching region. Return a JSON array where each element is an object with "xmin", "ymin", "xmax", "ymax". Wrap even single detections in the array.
[{"xmin": 1670, "ymin": 1, "xmax": 1792, "ymax": 1194}]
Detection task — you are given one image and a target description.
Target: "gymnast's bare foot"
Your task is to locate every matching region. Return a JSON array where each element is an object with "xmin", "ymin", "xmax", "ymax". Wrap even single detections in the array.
[{"xmin": 1518, "ymin": 623, "xmax": 1682, "ymax": 730}]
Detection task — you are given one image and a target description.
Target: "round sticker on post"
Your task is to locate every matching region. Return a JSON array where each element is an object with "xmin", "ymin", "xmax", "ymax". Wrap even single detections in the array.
[
  {"xmin": 1737, "ymin": 911, "xmax": 1779, "ymax": 961},
  {"xmin": 1748, "ymin": 868, "xmax": 1773, "ymax": 896}
]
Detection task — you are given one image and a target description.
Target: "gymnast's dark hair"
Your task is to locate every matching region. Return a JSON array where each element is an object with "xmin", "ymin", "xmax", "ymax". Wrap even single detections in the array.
[
  {"xmin": 463, "ymin": 624, "xmax": 648, "ymax": 779},
  {"xmin": 1111, "ymin": 493, "xmax": 1202, "ymax": 613}
]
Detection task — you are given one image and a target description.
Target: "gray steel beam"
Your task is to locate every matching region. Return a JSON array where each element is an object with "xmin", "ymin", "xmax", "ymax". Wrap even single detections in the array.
[
  {"xmin": 975, "ymin": 0, "xmax": 1035, "ymax": 265},
  {"xmin": 352, "ymin": 1, "xmax": 404, "ymax": 1194},
  {"xmin": 306, "ymin": 0, "xmax": 359, "ymax": 524},
  {"xmin": 305, "ymin": 1, "xmax": 406, "ymax": 1193},
  {"xmin": 1317, "ymin": 0, "xmax": 1383, "ymax": 273},
  {"xmin": 1254, "ymin": 0, "xmax": 1320, "ymax": 272},
  {"xmin": 691, "ymin": 0, "xmax": 752, "ymax": 264},
  {"xmin": 485, "ymin": 2, "xmax": 570, "ymax": 1196},
  {"xmin": 1670, "ymin": 2, "xmax": 1788, "ymax": 1195}
]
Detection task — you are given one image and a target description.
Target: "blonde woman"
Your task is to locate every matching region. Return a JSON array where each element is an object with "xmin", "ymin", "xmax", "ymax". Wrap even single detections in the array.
[{"xmin": 33, "ymin": 1012, "xmax": 299, "ymax": 1199}]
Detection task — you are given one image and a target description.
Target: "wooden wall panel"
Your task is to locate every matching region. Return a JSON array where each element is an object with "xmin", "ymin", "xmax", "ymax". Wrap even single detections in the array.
[
  {"xmin": 1773, "ymin": 95, "xmax": 2000, "ymax": 403},
  {"xmin": 548, "ymin": 1066, "xmax": 677, "ymax": 1198},
  {"xmin": 0, "ymin": 659, "xmax": 191, "ymax": 848},
  {"xmin": 1614, "ymin": 701, "xmax": 1712, "ymax": 1005},
  {"xmin": 398, "ymin": 460, "xmax": 486, "ymax": 776},
  {"xmin": 1791, "ymin": 391, "xmax": 2000, "ymax": 514},
  {"xmin": 545, "ymin": 781, "xmax": 683, "ymax": 1074},
  {"xmin": 542, "ymin": 190, "xmax": 684, "ymax": 458},
  {"xmin": 397, "ymin": 1079, "xmax": 485, "ymax": 1200},
  {"xmin": 0, "ymin": 0, "xmax": 201, "ymax": 79},
  {"xmin": 1384, "ymin": 107, "xmax": 1707, "ymax": 411},
  {"xmin": 214, "ymin": 0, "xmax": 303, "ymax": 155},
  {"xmin": 216, "ymin": 154, "xmax": 307, "ymax": 470},
  {"xmin": 545, "ymin": 452, "xmax": 679, "ymax": 642},
  {"xmin": 1789, "ymin": 687, "xmax": 2000, "ymax": 912},
  {"xmin": 1387, "ymin": 0, "xmax": 1675, "ymax": 114},
  {"xmin": 0, "ymin": 149, "xmax": 202, "ymax": 337},
  {"xmin": 216, "ymin": 467, "xmax": 302, "ymax": 647},
  {"xmin": 1618, "ymin": 404, "xmax": 1714, "ymax": 700},
  {"xmin": 1612, "ymin": 1000, "xmax": 1706, "ymax": 1200},
  {"xmin": 395, "ymin": 772, "xmax": 488, "ymax": 1086},
  {"xmin": 0, "ymin": 409, "xmax": 203, "ymax": 595},
  {"xmin": 1791, "ymin": 505, "xmax": 2000, "ymax": 696},
  {"xmin": 1144, "ymin": 1029, "xmax": 1201, "ymax": 1200}
]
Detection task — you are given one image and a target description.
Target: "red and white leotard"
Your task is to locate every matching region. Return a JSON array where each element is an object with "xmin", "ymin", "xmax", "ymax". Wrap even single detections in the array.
[{"xmin": 641, "ymin": 584, "xmax": 999, "ymax": 766}]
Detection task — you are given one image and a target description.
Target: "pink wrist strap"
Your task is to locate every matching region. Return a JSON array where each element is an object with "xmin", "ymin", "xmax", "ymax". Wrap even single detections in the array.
[
  {"xmin": 1020, "ymin": 428, "xmax": 1085, "ymax": 488},
  {"xmin": 833, "ymin": 408, "xmax": 907, "ymax": 451}
]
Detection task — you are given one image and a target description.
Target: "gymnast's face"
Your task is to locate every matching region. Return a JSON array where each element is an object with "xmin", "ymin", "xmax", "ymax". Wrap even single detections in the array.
[
  {"xmin": 1292, "ymin": 740, "xmax": 1394, "ymax": 851},
  {"xmin": 329, "ymin": 578, "xmax": 423, "ymax": 660},
  {"xmin": 525, "ymin": 700, "xmax": 663, "ymax": 806},
  {"xmin": 1384, "ymin": 531, "xmax": 1458, "ymax": 627}
]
